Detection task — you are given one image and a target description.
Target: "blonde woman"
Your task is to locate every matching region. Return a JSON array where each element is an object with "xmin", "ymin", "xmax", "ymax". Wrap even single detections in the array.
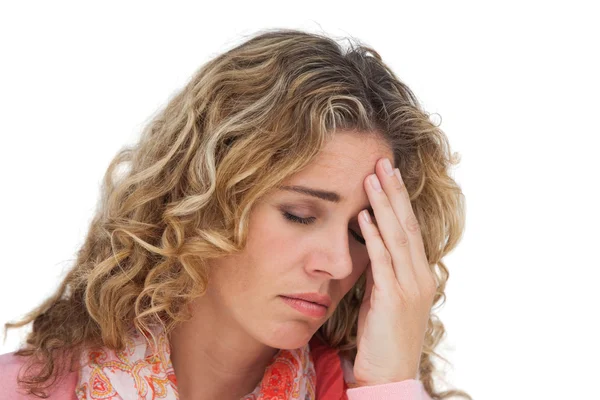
[{"xmin": 0, "ymin": 29, "xmax": 471, "ymax": 400}]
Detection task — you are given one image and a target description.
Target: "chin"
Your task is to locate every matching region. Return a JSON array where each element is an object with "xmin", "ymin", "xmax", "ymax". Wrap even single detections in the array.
[{"xmin": 259, "ymin": 319, "xmax": 319, "ymax": 350}]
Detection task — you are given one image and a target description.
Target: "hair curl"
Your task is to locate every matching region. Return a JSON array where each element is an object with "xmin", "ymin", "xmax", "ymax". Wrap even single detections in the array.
[{"xmin": 4, "ymin": 28, "xmax": 470, "ymax": 399}]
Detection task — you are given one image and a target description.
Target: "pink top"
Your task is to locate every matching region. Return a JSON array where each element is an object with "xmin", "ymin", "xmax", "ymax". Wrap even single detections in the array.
[{"xmin": 0, "ymin": 350, "xmax": 431, "ymax": 399}]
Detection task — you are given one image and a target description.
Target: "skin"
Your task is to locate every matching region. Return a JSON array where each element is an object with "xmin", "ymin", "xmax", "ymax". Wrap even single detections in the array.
[
  {"xmin": 168, "ymin": 130, "xmax": 436, "ymax": 398},
  {"xmin": 353, "ymin": 143, "xmax": 437, "ymax": 386}
]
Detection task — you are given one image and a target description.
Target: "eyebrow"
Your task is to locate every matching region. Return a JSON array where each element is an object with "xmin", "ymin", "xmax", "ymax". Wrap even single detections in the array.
[{"xmin": 278, "ymin": 185, "xmax": 373, "ymax": 215}]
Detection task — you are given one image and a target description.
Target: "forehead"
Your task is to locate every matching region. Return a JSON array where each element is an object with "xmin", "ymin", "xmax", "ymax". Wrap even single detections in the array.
[
  {"xmin": 281, "ymin": 131, "xmax": 394, "ymax": 200},
  {"xmin": 314, "ymin": 131, "xmax": 393, "ymax": 169}
]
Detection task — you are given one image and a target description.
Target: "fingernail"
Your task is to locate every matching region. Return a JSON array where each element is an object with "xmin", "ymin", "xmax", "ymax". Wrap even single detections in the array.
[
  {"xmin": 383, "ymin": 158, "xmax": 394, "ymax": 176},
  {"xmin": 361, "ymin": 210, "xmax": 371, "ymax": 224},
  {"xmin": 370, "ymin": 174, "xmax": 382, "ymax": 192}
]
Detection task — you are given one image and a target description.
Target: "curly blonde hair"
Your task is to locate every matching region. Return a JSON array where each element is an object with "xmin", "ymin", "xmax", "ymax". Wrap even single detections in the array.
[{"xmin": 4, "ymin": 28, "xmax": 471, "ymax": 399}]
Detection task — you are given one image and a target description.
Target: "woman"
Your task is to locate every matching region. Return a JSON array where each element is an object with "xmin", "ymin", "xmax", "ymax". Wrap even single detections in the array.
[{"xmin": 0, "ymin": 29, "xmax": 471, "ymax": 399}]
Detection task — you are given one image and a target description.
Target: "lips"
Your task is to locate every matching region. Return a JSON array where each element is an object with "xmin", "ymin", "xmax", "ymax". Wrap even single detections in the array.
[
  {"xmin": 279, "ymin": 296, "xmax": 329, "ymax": 318},
  {"xmin": 280, "ymin": 292, "xmax": 332, "ymax": 308}
]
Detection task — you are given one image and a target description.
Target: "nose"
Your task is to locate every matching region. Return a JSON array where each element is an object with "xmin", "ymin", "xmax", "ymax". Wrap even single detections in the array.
[{"xmin": 306, "ymin": 228, "xmax": 354, "ymax": 280}]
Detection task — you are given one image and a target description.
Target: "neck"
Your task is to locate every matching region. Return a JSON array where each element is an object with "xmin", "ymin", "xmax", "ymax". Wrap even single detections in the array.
[{"xmin": 168, "ymin": 294, "xmax": 279, "ymax": 400}]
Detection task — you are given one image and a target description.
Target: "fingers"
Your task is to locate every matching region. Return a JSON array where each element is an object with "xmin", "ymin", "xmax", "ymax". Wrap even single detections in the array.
[
  {"xmin": 362, "ymin": 158, "xmax": 433, "ymax": 291},
  {"xmin": 358, "ymin": 208, "xmax": 396, "ymax": 292},
  {"xmin": 362, "ymin": 158, "xmax": 415, "ymax": 287}
]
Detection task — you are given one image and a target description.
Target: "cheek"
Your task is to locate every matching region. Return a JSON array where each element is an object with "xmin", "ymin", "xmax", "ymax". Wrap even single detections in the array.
[
  {"xmin": 248, "ymin": 213, "xmax": 300, "ymax": 263},
  {"xmin": 248, "ymin": 209, "xmax": 291, "ymax": 248},
  {"xmin": 241, "ymin": 218, "xmax": 298, "ymax": 283}
]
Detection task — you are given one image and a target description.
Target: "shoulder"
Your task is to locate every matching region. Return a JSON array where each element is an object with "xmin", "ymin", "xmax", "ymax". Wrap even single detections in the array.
[{"xmin": 0, "ymin": 351, "xmax": 78, "ymax": 400}]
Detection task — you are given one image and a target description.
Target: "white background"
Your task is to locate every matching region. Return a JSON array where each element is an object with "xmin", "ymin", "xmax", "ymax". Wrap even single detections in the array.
[{"xmin": 1, "ymin": 1, "xmax": 598, "ymax": 399}]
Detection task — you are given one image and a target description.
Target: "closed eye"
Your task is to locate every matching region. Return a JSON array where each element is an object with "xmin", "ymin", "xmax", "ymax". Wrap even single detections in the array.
[{"xmin": 281, "ymin": 211, "xmax": 366, "ymax": 245}]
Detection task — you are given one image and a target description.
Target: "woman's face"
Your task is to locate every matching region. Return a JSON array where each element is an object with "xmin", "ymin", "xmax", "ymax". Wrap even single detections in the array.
[{"xmin": 205, "ymin": 131, "xmax": 394, "ymax": 349}]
